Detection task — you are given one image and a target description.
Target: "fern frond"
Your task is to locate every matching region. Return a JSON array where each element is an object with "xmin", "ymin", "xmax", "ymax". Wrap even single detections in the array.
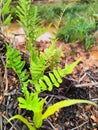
[
  {"xmin": 49, "ymin": 73, "xmax": 59, "ymax": 87},
  {"xmin": 30, "ymin": 58, "xmax": 48, "ymax": 92},
  {"xmin": 38, "ymin": 69, "xmax": 60, "ymax": 91},
  {"xmin": 38, "ymin": 59, "xmax": 80, "ymax": 91},
  {"xmin": 42, "ymin": 45, "xmax": 63, "ymax": 69},
  {"xmin": 30, "ymin": 47, "xmax": 62, "ymax": 92},
  {"xmin": 16, "ymin": 0, "xmax": 46, "ymax": 49},
  {"xmin": 6, "ymin": 44, "xmax": 29, "ymax": 87}
]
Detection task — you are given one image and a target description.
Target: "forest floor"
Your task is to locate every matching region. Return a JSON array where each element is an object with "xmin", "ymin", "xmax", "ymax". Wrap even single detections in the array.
[{"xmin": 0, "ymin": 24, "xmax": 98, "ymax": 130}]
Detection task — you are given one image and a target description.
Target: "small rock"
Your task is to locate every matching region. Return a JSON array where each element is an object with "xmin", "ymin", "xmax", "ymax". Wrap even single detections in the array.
[{"xmin": 36, "ymin": 32, "xmax": 53, "ymax": 43}]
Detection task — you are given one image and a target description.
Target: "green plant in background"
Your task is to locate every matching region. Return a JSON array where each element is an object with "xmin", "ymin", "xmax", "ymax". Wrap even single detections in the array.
[
  {"xmin": 38, "ymin": 2, "xmax": 77, "ymax": 24},
  {"xmin": 0, "ymin": 0, "xmax": 13, "ymax": 42},
  {"xmin": 10, "ymin": 4, "xmax": 17, "ymax": 19},
  {"xmin": 37, "ymin": 1, "xmax": 97, "ymax": 50},
  {"xmin": 57, "ymin": 16, "xmax": 96, "ymax": 50},
  {"xmin": 86, "ymin": 1, "xmax": 98, "ymax": 25},
  {"xmin": 0, "ymin": 0, "xmax": 12, "ymax": 26},
  {"xmin": 64, "ymin": 3, "xmax": 87, "ymax": 17},
  {"xmin": 85, "ymin": 33, "xmax": 95, "ymax": 50},
  {"xmin": 38, "ymin": 3, "xmax": 66, "ymax": 24},
  {"xmin": 5, "ymin": 0, "xmax": 97, "ymax": 129},
  {"xmin": 38, "ymin": 2, "xmax": 88, "ymax": 25}
]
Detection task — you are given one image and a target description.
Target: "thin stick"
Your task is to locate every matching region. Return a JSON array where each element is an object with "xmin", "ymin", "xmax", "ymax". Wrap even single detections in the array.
[
  {"xmin": 91, "ymin": 98, "xmax": 98, "ymax": 101},
  {"xmin": 1, "ymin": 57, "xmax": 8, "ymax": 94},
  {"xmin": 75, "ymin": 82, "xmax": 98, "ymax": 88},
  {"xmin": 0, "ymin": 113, "xmax": 17, "ymax": 130},
  {"xmin": 71, "ymin": 120, "xmax": 88, "ymax": 130},
  {"xmin": 0, "ymin": 115, "xmax": 3, "ymax": 130},
  {"xmin": 46, "ymin": 119, "xmax": 56, "ymax": 130},
  {"xmin": 78, "ymin": 73, "xmax": 87, "ymax": 83},
  {"xmin": 44, "ymin": 95, "xmax": 54, "ymax": 108}
]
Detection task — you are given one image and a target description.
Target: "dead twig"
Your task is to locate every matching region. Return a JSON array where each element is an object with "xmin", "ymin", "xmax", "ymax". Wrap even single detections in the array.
[
  {"xmin": 91, "ymin": 98, "xmax": 98, "ymax": 101},
  {"xmin": 0, "ymin": 115, "xmax": 3, "ymax": 130},
  {"xmin": 78, "ymin": 72, "xmax": 87, "ymax": 83},
  {"xmin": 71, "ymin": 120, "xmax": 88, "ymax": 130},
  {"xmin": 45, "ymin": 119, "xmax": 56, "ymax": 130},
  {"xmin": 1, "ymin": 56, "xmax": 8, "ymax": 94},
  {"xmin": 75, "ymin": 82, "xmax": 98, "ymax": 88},
  {"xmin": 0, "ymin": 113, "xmax": 17, "ymax": 130},
  {"xmin": 0, "ymin": 31, "xmax": 10, "ymax": 44}
]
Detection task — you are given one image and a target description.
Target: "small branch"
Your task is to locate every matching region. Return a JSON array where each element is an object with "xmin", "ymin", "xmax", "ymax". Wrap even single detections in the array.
[
  {"xmin": 45, "ymin": 95, "xmax": 54, "ymax": 108},
  {"xmin": 0, "ymin": 114, "xmax": 3, "ymax": 130},
  {"xmin": 1, "ymin": 57, "xmax": 8, "ymax": 94},
  {"xmin": 78, "ymin": 73, "xmax": 87, "ymax": 83},
  {"xmin": 91, "ymin": 98, "xmax": 98, "ymax": 101},
  {"xmin": 75, "ymin": 82, "xmax": 98, "ymax": 88},
  {"xmin": 0, "ymin": 113, "xmax": 17, "ymax": 130},
  {"xmin": 71, "ymin": 120, "xmax": 88, "ymax": 130},
  {"xmin": 0, "ymin": 31, "xmax": 10, "ymax": 44},
  {"xmin": 46, "ymin": 119, "xmax": 56, "ymax": 130}
]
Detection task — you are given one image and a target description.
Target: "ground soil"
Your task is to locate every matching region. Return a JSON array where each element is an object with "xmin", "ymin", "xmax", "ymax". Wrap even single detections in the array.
[{"xmin": 0, "ymin": 30, "xmax": 98, "ymax": 130}]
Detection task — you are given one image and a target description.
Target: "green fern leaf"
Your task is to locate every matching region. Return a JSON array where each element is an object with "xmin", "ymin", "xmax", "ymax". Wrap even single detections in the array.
[
  {"xmin": 49, "ymin": 73, "xmax": 59, "ymax": 87},
  {"xmin": 63, "ymin": 59, "xmax": 81, "ymax": 75},
  {"xmin": 39, "ymin": 80, "xmax": 47, "ymax": 91},
  {"xmin": 34, "ymin": 83, "xmax": 41, "ymax": 92},
  {"xmin": 53, "ymin": 69, "xmax": 62, "ymax": 83},
  {"xmin": 6, "ymin": 44, "xmax": 29, "ymax": 87},
  {"xmin": 57, "ymin": 67, "xmax": 64, "ymax": 77},
  {"xmin": 20, "ymin": 75, "xmax": 29, "ymax": 82},
  {"xmin": 43, "ymin": 75, "xmax": 53, "ymax": 91},
  {"xmin": 15, "ymin": 61, "xmax": 25, "ymax": 71}
]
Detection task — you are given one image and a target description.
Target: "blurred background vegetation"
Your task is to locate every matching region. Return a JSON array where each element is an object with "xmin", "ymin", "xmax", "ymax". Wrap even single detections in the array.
[{"xmin": 2, "ymin": 0, "xmax": 98, "ymax": 50}]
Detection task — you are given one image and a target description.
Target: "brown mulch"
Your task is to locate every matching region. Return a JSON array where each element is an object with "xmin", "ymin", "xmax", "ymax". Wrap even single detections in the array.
[{"xmin": 0, "ymin": 34, "xmax": 98, "ymax": 130}]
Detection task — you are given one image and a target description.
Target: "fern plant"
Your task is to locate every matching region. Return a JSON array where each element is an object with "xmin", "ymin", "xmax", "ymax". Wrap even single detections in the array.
[
  {"xmin": 5, "ymin": 1, "xmax": 97, "ymax": 130},
  {"xmin": 6, "ymin": 44, "xmax": 97, "ymax": 130}
]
